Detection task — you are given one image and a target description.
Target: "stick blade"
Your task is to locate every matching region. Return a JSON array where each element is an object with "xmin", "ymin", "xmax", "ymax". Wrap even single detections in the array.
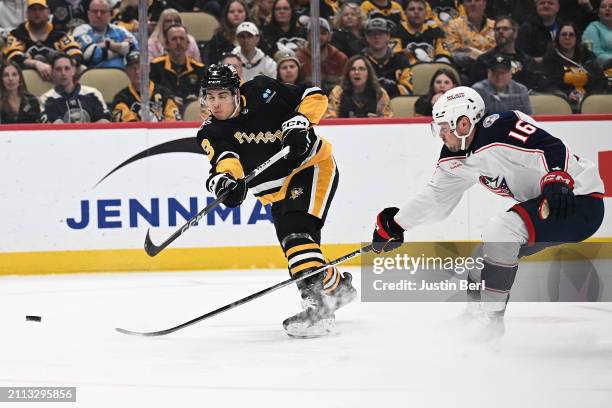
[
  {"xmin": 144, "ymin": 229, "xmax": 160, "ymax": 257},
  {"xmin": 115, "ymin": 327, "xmax": 167, "ymax": 337}
]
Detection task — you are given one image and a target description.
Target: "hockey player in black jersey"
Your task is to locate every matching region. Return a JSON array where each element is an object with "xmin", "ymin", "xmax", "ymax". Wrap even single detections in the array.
[
  {"xmin": 371, "ymin": 86, "xmax": 605, "ymax": 334},
  {"xmin": 196, "ymin": 65, "xmax": 356, "ymax": 338}
]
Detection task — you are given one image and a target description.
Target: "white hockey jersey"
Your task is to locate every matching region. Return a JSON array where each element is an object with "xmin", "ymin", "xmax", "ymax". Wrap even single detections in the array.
[{"xmin": 395, "ymin": 111, "xmax": 605, "ymax": 230}]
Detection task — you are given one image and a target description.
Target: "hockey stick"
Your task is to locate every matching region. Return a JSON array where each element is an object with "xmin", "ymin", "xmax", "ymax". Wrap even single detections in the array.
[
  {"xmin": 143, "ymin": 146, "xmax": 291, "ymax": 257},
  {"xmin": 116, "ymin": 244, "xmax": 372, "ymax": 336}
]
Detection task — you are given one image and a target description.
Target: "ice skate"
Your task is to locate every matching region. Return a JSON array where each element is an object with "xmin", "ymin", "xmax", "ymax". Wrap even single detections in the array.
[
  {"xmin": 283, "ymin": 287, "xmax": 335, "ymax": 338},
  {"xmin": 324, "ymin": 271, "xmax": 357, "ymax": 312}
]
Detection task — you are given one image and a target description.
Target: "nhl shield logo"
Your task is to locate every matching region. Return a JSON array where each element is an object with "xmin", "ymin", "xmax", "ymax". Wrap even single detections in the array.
[
  {"xmin": 483, "ymin": 114, "xmax": 500, "ymax": 128},
  {"xmin": 289, "ymin": 188, "xmax": 303, "ymax": 200}
]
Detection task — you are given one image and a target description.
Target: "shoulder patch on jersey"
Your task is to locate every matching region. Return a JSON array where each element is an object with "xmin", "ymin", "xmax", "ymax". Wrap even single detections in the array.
[{"xmin": 483, "ymin": 114, "xmax": 500, "ymax": 128}]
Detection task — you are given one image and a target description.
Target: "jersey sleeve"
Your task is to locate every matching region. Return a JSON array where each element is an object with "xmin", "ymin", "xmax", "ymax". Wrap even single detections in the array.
[
  {"xmin": 3, "ymin": 32, "xmax": 26, "ymax": 65},
  {"xmin": 394, "ymin": 166, "xmax": 475, "ymax": 230},
  {"xmin": 196, "ymin": 121, "xmax": 245, "ymax": 179}
]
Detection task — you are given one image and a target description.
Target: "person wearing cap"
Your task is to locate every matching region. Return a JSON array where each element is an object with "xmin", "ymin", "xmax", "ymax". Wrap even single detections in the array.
[
  {"xmin": 150, "ymin": 24, "xmax": 206, "ymax": 112},
  {"xmin": 47, "ymin": 0, "xmax": 91, "ymax": 32},
  {"xmin": 295, "ymin": 17, "xmax": 347, "ymax": 93},
  {"xmin": 3, "ymin": 0, "xmax": 83, "ymax": 81},
  {"xmin": 111, "ymin": 51, "xmax": 181, "ymax": 122},
  {"xmin": 72, "ymin": 0, "xmax": 139, "ymax": 69},
  {"xmin": 362, "ymin": 17, "xmax": 413, "ymax": 98},
  {"xmin": 231, "ymin": 21, "xmax": 277, "ymax": 81},
  {"xmin": 469, "ymin": 16, "xmax": 545, "ymax": 91},
  {"xmin": 472, "ymin": 54, "xmax": 533, "ymax": 114},
  {"xmin": 275, "ymin": 48, "xmax": 306, "ymax": 85},
  {"xmin": 40, "ymin": 53, "xmax": 110, "ymax": 123}
]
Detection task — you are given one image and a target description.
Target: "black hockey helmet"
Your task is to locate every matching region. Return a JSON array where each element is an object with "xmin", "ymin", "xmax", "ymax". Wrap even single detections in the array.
[{"xmin": 200, "ymin": 64, "xmax": 241, "ymax": 94}]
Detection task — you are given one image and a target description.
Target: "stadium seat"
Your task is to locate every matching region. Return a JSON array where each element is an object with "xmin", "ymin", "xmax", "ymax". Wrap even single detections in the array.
[
  {"xmin": 78, "ymin": 68, "xmax": 130, "ymax": 104},
  {"xmin": 410, "ymin": 63, "xmax": 460, "ymax": 95},
  {"xmin": 390, "ymin": 96, "xmax": 419, "ymax": 117},
  {"xmin": 179, "ymin": 12, "xmax": 219, "ymax": 42},
  {"xmin": 528, "ymin": 94, "xmax": 573, "ymax": 115},
  {"xmin": 580, "ymin": 94, "xmax": 612, "ymax": 114},
  {"xmin": 183, "ymin": 101, "xmax": 204, "ymax": 121},
  {"xmin": 23, "ymin": 69, "xmax": 53, "ymax": 97}
]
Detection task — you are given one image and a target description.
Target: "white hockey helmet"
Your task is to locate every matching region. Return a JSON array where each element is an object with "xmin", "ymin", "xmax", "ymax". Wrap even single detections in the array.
[{"xmin": 431, "ymin": 86, "xmax": 486, "ymax": 150}]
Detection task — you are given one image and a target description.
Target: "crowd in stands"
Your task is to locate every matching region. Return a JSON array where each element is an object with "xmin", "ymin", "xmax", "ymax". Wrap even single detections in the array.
[{"xmin": 0, "ymin": 0, "xmax": 610, "ymax": 124}]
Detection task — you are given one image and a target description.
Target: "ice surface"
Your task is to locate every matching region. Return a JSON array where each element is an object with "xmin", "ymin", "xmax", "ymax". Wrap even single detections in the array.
[{"xmin": 1, "ymin": 267, "xmax": 611, "ymax": 408}]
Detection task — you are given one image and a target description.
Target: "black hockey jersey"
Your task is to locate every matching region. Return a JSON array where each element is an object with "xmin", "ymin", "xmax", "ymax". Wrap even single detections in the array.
[
  {"xmin": 112, "ymin": 82, "xmax": 181, "ymax": 122},
  {"xmin": 3, "ymin": 22, "xmax": 83, "ymax": 66},
  {"xmin": 196, "ymin": 75, "xmax": 330, "ymax": 205},
  {"xmin": 40, "ymin": 84, "xmax": 110, "ymax": 123}
]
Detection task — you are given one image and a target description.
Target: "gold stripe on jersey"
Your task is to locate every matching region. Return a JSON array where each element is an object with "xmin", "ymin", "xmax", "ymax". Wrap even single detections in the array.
[
  {"xmin": 257, "ymin": 139, "xmax": 332, "ymax": 205},
  {"xmin": 216, "ymin": 157, "xmax": 245, "ymax": 179},
  {"xmin": 297, "ymin": 92, "xmax": 328, "ymax": 125},
  {"xmin": 310, "ymin": 156, "xmax": 336, "ymax": 219},
  {"xmin": 112, "ymin": 102, "xmax": 138, "ymax": 122}
]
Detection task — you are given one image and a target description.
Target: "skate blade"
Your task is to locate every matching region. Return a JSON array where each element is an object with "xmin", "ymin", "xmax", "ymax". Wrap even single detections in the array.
[{"xmin": 285, "ymin": 318, "xmax": 335, "ymax": 339}]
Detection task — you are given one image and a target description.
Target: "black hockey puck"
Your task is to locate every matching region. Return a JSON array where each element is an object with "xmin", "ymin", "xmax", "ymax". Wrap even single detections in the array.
[{"xmin": 26, "ymin": 315, "xmax": 41, "ymax": 322}]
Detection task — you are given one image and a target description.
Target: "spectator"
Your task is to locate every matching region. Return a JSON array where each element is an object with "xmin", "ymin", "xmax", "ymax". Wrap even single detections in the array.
[
  {"xmin": 221, "ymin": 52, "xmax": 245, "ymax": 81},
  {"xmin": 251, "ymin": 0, "xmax": 275, "ymax": 28},
  {"xmin": 206, "ymin": 0, "xmax": 250, "ymax": 65},
  {"xmin": 360, "ymin": 0, "xmax": 409, "ymax": 50},
  {"xmin": 414, "ymin": 67, "xmax": 459, "ymax": 116},
  {"xmin": 274, "ymin": 48, "xmax": 306, "ymax": 85},
  {"xmin": 362, "ymin": 17, "xmax": 413, "ymax": 98},
  {"xmin": 295, "ymin": 17, "xmax": 347, "ymax": 93},
  {"xmin": 111, "ymin": 51, "xmax": 181, "ymax": 122},
  {"xmin": 3, "ymin": 0, "xmax": 83, "ymax": 81},
  {"xmin": 327, "ymin": 54, "xmax": 392, "ymax": 118},
  {"xmin": 232, "ymin": 22, "xmax": 277, "ymax": 80},
  {"xmin": 473, "ymin": 54, "xmax": 533, "ymax": 113},
  {"xmin": 261, "ymin": 0, "xmax": 306, "ymax": 55},
  {"xmin": 148, "ymin": 8, "xmax": 201, "ymax": 62},
  {"xmin": 150, "ymin": 24, "xmax": 206, "ymax": 111},
  {"xmin": 470, "ymin": 16, "xmax": 544, "ymax": 90},
  {"xmin": 583, "ymin": 0, "xmax": 612, "ymax": 67},
  {"xmin": 330, "ymin": 2, "xmax": 366, "ymax": 58},
  {"xmin": 48, "ymin": 0, "xmax": 91, "ymax": 33},
  {"xmin": 559, "ymin": 0, "xmax": 599, "ymax": 32},
  {"xmin": 400, "ymin": 0, "xmax": 451, "ymax": 65},
  {"xmin": 111, "ymin": 0, "xmax": 141, "ymax": 34},
  {"xmin": 543, "ymin": 22, "xmax": 608, "ymax": 111},
  {"xmin": 517, "ymin": 0, "xmax": 562, "ymax": 63},
  {"xmin": 0, "ymin": 61, "xmax": 41, "ymax": 123},
  {"xmin": 0, "ymin": 1, "xmax": 27, "ymax": 32},
  {"xmin": 445, "ymin": 0, "xmax": 495, "ymax": 72},
  {"xmin": 73, "ymin": 0, "xmax": 138, "ymax": 69},
  {"xmin": 40, "ymin": 54, "xmax": 110, "ymax": 123}
]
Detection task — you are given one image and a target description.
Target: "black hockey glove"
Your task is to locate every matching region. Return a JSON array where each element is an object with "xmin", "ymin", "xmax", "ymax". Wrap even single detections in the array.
[
  {"xmin": 372, "ymin": 207, "xmax": 405, "ymax": 253},
  {"xmin": 539, "ymin": 171, "xmax": 576, "ymax": 220},
  {"xmin": 206, "ymin": 172, "xmax": 247, "ymax": 208},
  {"xmin": 281, "ymin": 112, "xmax": 313, "ymax": 160}
]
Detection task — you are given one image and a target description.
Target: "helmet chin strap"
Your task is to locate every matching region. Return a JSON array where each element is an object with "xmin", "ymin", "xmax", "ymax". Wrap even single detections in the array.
[{"xmin": 229, "ymin": 93, "xmax": 241, "ymax": 118}]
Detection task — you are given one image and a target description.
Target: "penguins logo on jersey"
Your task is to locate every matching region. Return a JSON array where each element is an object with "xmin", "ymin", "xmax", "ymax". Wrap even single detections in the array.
[
  {"xmin": 479, "ymin": 175, "xmax": 514, "ymax": 198},
  {"xmin": 290, "ymin": 188, "xmax": 303, "ymax": 200}
]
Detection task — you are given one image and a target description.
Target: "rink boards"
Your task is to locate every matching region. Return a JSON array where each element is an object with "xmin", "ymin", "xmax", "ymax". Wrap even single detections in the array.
[{"xmin": 1, "ymin": 116, "xmax": 611, "ymax": 274}]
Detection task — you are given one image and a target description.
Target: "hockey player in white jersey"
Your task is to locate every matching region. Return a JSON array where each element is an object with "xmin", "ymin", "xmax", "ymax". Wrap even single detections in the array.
[{"xmin": 371, "ymin": 86, "xmax": 605, "ymax": 328}]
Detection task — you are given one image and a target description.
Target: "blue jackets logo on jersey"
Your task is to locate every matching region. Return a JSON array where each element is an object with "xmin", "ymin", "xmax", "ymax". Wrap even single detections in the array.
[{"xmin": 479, "ymin": 175, "xmax": 515, "ymax": 198}]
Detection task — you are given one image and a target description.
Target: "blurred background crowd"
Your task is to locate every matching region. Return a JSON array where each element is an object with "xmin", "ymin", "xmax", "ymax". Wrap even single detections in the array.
[{"xmin": 0, "ymin": 0, "xmax": 610, "ymax": 123}]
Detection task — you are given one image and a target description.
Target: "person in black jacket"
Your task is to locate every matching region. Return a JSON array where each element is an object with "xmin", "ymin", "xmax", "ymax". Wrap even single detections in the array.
[
  {"xmin": 0, "ymin": 61, "xmax": 41, "ymax": 124},
  {"xmin": 330, "ymin": 2, "xmax": 366, "ymax": 58},
  {"xmin": 517, "ymin": 0, "xmax": 562, "ymax": 63},
  {"xmin": 261, "ymin": 0, "xmax": 306, "ymax": 56},
  {"xmin": 543, "ymin": 21, "xmax": 608, "ymax": 111},
  {"xmin": 414, "ymin": 67, "xmax": 459, "ymax": 116},
  {"xmin": 470, "ymin": 16, "xmax": 545, "ymax": 90},
  {"xmin": 206, "ymin": 0, "xmax": 251, "ymax": 64}
]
